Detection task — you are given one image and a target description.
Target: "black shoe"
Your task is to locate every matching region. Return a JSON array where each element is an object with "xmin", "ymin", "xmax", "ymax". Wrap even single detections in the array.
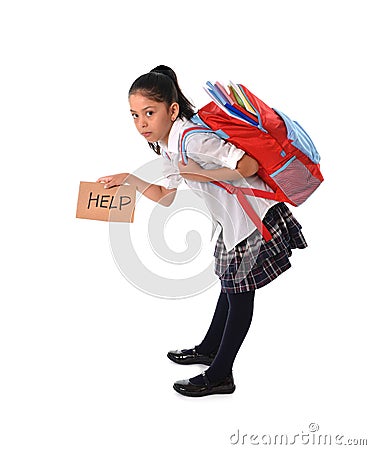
[
  {"xmin": 173, "ymin": 372, "xmax": 235, "ymax": 397},
  {"xmin": 167, "ymin": 347, "xmax": 215, "ymax": 366}
]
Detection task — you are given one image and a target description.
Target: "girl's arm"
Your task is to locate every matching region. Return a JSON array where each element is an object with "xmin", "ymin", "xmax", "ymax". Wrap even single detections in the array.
[
  {"xmin": 96, "ymin": 173, "xmax": 177, "ymax": 207},
  {"xmin": 178, "ymin": 154, "xmax": 259, "ymax": 182}
]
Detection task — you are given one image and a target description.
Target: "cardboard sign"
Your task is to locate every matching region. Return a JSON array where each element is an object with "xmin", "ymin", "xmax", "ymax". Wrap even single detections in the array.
[{"xmin": 76, "ymin": 182, "xmax": 135, "ymax": 222}]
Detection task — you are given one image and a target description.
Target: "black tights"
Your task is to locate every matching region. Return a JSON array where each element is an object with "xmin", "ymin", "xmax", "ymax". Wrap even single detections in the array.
[{"xmin": 192, "ymin": 289, "xmax": 255, "ymax": 384}]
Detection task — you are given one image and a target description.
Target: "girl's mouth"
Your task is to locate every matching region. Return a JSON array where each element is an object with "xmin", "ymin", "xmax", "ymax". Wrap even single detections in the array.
[{"xmin": 142, "ymin": 132, "xmax": 152, "ymax": 138}]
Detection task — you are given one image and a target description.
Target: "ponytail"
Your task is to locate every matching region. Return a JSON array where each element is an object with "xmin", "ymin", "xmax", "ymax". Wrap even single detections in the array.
[
  {"xmin": 150, "ymin": 65, "xmax": 195, "ymax": 120},
  {"xmin": 128, "ymin": 65, "xmax": 195, "ymax": 154}
]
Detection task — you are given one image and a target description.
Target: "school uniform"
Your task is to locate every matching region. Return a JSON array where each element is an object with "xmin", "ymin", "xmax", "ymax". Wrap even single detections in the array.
[{"xmin": 159, "ymin": 117, "xmax": 307, "ymax": 294}]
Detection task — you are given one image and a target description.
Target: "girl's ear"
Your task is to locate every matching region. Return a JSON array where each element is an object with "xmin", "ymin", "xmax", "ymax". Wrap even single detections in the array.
[{"xmin": 170, "ymin": 102, "xmax": 180, "ymax": 122}]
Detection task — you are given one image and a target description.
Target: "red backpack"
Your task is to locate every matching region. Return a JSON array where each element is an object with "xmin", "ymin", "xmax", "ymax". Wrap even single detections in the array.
[{"xmin": 179, "ymin": 81, "xmax": 324, "ymax": 242}]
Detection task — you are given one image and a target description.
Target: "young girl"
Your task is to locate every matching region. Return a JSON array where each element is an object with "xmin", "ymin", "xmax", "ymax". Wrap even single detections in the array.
[{"xmin": 97, "ymin": 65, "xmax": 307, "ymax": 397}]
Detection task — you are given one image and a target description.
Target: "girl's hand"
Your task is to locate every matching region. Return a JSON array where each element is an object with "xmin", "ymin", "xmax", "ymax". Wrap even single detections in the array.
[
  {"xmin": 178, "ymin": 158, "xmax": 203, "ymax": 180},
  {"xmin": 96, "ymin": 173, "xmax": 130, "ymax": 189}
]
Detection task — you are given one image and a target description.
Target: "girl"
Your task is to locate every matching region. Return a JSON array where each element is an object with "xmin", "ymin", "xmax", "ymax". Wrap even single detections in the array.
[{"xmin": 97, "ymin": 65, "xmax": 307, "ymax": 397}]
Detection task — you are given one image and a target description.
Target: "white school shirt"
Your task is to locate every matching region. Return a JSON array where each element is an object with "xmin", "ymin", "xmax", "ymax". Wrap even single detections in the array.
[{"xmin": 159, "ymin": 118, "xmax": 278, "ymax": 252}]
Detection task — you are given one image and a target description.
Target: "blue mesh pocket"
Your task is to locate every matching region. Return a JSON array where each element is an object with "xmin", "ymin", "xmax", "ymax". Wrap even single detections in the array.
[{"xmin": 270, "ymin": 157, "xmax": 321, "ymax": 206}]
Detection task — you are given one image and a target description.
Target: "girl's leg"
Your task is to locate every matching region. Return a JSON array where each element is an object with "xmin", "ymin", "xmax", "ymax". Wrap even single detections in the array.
[
  {"xmin": 190, "ymin": 290, "xmax": 255, "ymax": 384},
  {"xmin": 195, "ymin": 290, "xmax": 229, "ymax": 355}
]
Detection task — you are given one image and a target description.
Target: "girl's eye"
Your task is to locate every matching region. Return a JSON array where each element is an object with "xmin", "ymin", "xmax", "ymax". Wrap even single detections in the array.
[
  {"xmin": 132, "ymin": 113, "xmax": 139, "ymax": 119},
  {"xmin": 146, "ymin": 111, "xmax": 153, "ymax": 117}
]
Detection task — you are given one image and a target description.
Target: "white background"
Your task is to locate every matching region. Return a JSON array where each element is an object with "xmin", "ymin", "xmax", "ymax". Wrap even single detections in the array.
[{"xmin": 1, "ymin": 0, "xmax": 370, "ymax": 449}]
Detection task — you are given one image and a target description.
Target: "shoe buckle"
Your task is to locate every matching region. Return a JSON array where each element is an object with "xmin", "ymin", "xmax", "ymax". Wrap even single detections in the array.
[{"xmin": 202, "ymin": 371, "xmax": 211, "ymax": 389}]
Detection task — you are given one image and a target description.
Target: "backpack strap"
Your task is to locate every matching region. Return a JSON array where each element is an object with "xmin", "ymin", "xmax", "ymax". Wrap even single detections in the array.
[
  {"xmin": 161, "ymin": 147, "xmax": 171, "ymax": 160},
  {"xmin": 179, "ymin": 121, "xmax": 230, "ymax": 165},
  {"xmin": 213, "ymin": 181, "xmax": 273, "ymax": 242},
  {"xmin": 179, "ymin": 125, "xmax": 275, "ymax": 242},
  {"xmin": 179, "ymin": 126, "xmax": 217, "ymax": 164}
]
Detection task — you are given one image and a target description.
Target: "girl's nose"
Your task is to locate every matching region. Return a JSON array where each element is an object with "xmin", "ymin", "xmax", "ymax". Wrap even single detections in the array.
[{"xmin": 139, "ymin": 117, "xmax": 148, "ymax": 128}]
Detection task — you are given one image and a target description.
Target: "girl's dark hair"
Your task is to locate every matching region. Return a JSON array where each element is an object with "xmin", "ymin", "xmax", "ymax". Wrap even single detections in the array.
[{"xmin": 129, "ymin": 65, "xmax": 195, "ymax": 154}]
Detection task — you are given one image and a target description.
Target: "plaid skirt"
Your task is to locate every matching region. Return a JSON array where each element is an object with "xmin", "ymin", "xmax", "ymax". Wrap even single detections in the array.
[{"xmin": 214, "ymin": 203, "xmax": 308, "ymax": 293}]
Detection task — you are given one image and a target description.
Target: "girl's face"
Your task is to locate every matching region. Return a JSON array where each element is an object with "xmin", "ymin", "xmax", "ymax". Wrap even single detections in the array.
[{"xmin": 129, "ymin": 93, "xmax": 179, "ymax": 146}]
